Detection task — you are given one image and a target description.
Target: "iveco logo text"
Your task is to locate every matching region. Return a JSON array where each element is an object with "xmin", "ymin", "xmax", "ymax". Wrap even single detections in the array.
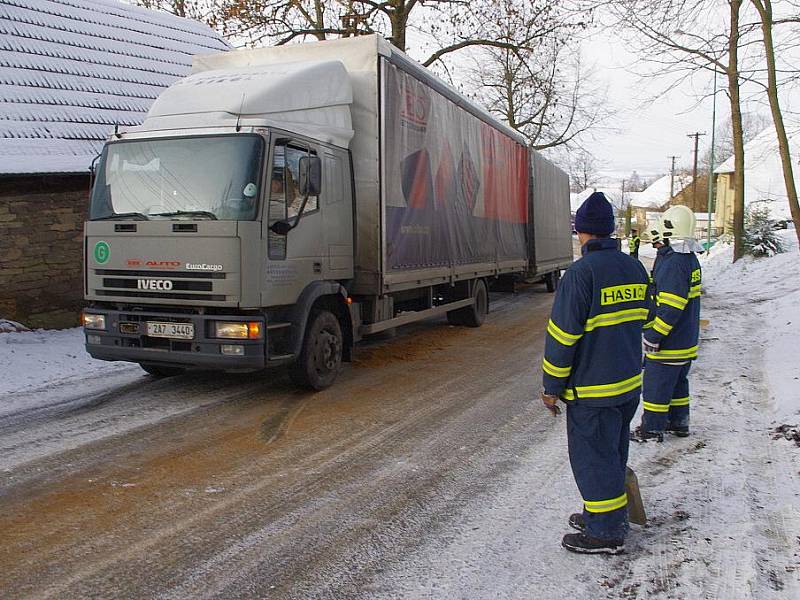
[
  {"xmin": 137, "ymin": 279, "xmax": 173, "ymax": 291},
  {"xmin": 186, "ymin": 263, "xmax": 224, "ymax": 272}
]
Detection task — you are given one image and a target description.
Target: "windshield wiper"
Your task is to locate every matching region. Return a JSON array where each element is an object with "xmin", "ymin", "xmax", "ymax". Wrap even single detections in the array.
[
  {"xmin": 94, "ymin": 212, "xmax": 150, "ymax": 221},
  {"xmin": 150, "ymin": 210, "xmax": 218, "ymax": 220}
]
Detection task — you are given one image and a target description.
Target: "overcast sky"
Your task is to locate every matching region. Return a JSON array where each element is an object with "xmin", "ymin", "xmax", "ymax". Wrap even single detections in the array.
[{"xmin": 581, "ymin": 33, "xmax": 723, "ymax": 182}]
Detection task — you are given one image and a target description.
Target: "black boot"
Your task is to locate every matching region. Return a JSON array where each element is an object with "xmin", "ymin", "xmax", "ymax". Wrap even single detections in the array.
[
  {"xmin": 568, "ymin": 513, "xmax": 586, "ymax": 532},
  {"xmin": 630, "ymin": 426, "xmax": 664, "ymax": 443},
  {"xmin": 562, "ymin": 532, "xmax": 625, "ymax": 555},
  {"xmin": 666, "ymin": 425, "xmax": 690, "ymax": 437}
]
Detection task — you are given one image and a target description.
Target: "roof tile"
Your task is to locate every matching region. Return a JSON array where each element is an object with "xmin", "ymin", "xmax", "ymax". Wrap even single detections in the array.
[{"xmin": 0, "ymin": 0, "xmax": 229, "ymax": 175}]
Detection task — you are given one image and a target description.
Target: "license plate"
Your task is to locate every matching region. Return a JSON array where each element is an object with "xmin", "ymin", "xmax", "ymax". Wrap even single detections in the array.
[{"xmin": 146, "ymin": 321, "xmax": 194, "ymax": 340}]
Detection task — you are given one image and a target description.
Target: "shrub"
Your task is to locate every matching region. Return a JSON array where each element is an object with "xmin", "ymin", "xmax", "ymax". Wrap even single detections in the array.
[{"xmin": 743, "ymin": 205, "xmax": 785, "ymax": 257}]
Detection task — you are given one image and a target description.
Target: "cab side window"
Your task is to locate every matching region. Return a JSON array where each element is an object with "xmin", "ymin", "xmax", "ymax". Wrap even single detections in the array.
[
  {"xmin": 267, "ymin": 145, "xmax": 288, "ymax": 260},
  {"xmin": 283, "ymin": 144, "xmax": 319, "ymax": 218},
  {"xmin": 267, "ymin": 142, "xmax": 319, "ymax": 260}
]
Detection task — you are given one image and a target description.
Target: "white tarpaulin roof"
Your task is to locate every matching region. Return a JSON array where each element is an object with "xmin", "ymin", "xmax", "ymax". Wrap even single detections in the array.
[
  {"xmin": 142, "ymin": 60, "xmax": 355, "ymax": 148},
  {"xmin": 0, "ymin": 0, "xmax": 229, "ymax": 175}
]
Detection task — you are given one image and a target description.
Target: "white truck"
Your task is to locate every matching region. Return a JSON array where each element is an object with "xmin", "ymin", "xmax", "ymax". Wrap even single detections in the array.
[{"xmin": 82, "ymin": 35, "xmax": 572, "ymax": 389}]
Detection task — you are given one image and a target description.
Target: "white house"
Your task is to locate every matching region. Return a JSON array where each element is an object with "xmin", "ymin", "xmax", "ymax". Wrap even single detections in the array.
[{"xmin": 714, "ymin": 127, "xmax": 799, "ymax": 233}]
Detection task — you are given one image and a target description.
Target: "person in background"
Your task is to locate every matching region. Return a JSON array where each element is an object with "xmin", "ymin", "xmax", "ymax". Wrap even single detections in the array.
[
  {"xmin": 540, "ymin": 192, "xmax": 649, "ymax": 555},
  {"xmin": 628, "ymin": 229, "xmax": 641, "ymax": 259},
  {"xmin": 632, "ymin": 205, "xmax": 703, "ymax": 442}
]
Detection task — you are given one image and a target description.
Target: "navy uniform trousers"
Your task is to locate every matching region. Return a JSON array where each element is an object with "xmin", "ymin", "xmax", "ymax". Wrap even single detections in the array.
[
  {"xmin": 566, "ymin": 396, "xmax": 639, "ymax": 541},
  {"xmin": 641, "ymin": 359, "xmax": 691, "ymax": 432}
]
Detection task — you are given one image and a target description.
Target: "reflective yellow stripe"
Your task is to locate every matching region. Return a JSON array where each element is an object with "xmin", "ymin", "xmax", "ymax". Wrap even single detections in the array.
[
  {"xmin": 657, "ymin": 291, "xmax": 688, "ymax": 310},
  {"xmin": 542, "ymin": 357, "xmax": 571, "ymax": 378},
  {"xmin": 547, "ymin": 319, "xmax": 582, "ymax": 347},
  {"xmin": 670, "ymin": 396, "xmax": 690, "ymax": 406},
  {"xmin": 584, "ymin": 493, "xmax": 628, "ymax": 513},
  {"xmin": 653, "ymin": 317, "xmax": 673, "ymax": 335},
  {"xmin": 643, "ymin": 320, "xmax": 654, "ymax": 329},
  {"xmin": 562, "ymin": 373, "xmax": 642, "ymax": 401},
  {"xmin": 584, "ymin": 308, "xmax": 649, "ymax": 332},
  {"xmin": 646, "ymin": 345, "xmax": 698, "ymax": 360},
  {"xmin": 688, "ymin": 284, "xmax": 701, "ymax": 298},
  {"xmin": 643, "ymin": 401, "xmax": 669, "ymax": 413}
]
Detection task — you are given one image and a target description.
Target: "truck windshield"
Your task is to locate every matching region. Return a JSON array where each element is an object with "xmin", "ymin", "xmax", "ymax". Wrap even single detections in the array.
[{"xmin": 89, "ymin": 135, "xmax": 264, "ymax": 221}]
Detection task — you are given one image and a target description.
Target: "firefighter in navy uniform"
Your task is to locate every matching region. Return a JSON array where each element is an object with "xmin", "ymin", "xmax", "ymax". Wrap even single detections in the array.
[
  {"xmin": 632, "ymin": 205, "xmax": 703, "ymax": 441},
  {"xmin": 541, "ymin": 192, "xmax": 649, "ymax": 555}
]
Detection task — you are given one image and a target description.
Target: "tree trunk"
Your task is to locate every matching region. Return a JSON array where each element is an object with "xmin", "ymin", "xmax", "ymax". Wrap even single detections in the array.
[
  {"xmin": 752, "ymin": 0, "xmax": 800, "ymax": 248},
  {"xmin": 388, "ymin": 1, "xmax": 408, "ymax": 51},
  {"xmin": 727, "ymin": 0, "xmax": 746, "ymax": 261}
]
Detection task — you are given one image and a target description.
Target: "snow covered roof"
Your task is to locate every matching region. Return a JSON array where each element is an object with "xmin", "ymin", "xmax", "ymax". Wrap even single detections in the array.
[
  {"xmin": 570, "ymin": 187, "xmax": 622, "ymax": 212},
  {"xmin": 713, "ymin": 127, "xmax": 800, "ymax": 220},
  {"xmin": 630, "ymin": 174, "xmax": 692, "ymax": 209},
  {"xmin": 0, "ymin": 0, "xmax": 229, "ymax": 175}
]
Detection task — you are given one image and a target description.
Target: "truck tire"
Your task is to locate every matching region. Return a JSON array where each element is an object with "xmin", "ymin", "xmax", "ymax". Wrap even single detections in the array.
[
  {"xmin": 289, "ymin": 309, "xmax": 343, "ymax": 391},
  {"xmin": 545, "ymin": 270, "xmax": 561, "ymax": 293},
  {"xmin": 448, "ymin": 279, "xmax": 488, "ymax": 328},
  {"xmin": 140, "ymin": 363, "xmax": 186, "ymax": 377}
]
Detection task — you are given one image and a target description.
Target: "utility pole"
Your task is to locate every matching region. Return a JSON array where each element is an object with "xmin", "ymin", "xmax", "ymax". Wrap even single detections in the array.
[
  {"xmin": 706, "ymin": 70, "xmax": 719, "ymax": 249},
  {"xmin": 687, "ymin": 132, "xmax": 706, "ymax": 208},
  {"xmin": 621, "ymin": 179, "xmax": 629, "ymax": 236},
  {"xmin": 668, "ymin": 155, "xmax": 679, "ymax": 199}
]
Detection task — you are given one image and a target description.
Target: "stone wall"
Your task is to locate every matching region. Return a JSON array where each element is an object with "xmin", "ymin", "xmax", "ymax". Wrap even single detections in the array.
[{"xmin": 0, "ymin": 174, "xmax": 90, "ymax": 329}]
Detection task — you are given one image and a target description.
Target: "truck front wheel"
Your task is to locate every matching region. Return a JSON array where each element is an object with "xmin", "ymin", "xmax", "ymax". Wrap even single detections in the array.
[
  {"xmin": 289, "ymin": 310, "xmax": 343, "ymax": 391},
  {"xmin": 140, "ymin": 363, "xmax": 186, "ymax": 377}
]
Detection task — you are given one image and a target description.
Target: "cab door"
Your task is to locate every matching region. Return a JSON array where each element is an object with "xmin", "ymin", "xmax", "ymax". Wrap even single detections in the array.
[{"xmin": 262, "ymin": 138, "xmax": 324, "ymax": 306}]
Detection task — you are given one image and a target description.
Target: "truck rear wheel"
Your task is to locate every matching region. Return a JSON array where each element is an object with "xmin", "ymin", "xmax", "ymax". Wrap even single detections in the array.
[
  {"xmin": 289, "ymin": 310, "xmax": 343, "ymax": 391},
  {"xmin": 448, "ymin": 279, "xmax": 488, "ymax": 328},
  {"xmin": 545, "ymin": 270, "xmax": 561, "ymax": 293},
  {"xmin": 140, "ymin": 363, "xmax": 186, "ymax": 377}
]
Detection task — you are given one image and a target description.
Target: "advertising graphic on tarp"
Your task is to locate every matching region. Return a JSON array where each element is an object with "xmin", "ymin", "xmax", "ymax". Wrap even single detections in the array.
[{"xmin": 382, "ymin": 62, "xmax": 528, "ymax": 272}]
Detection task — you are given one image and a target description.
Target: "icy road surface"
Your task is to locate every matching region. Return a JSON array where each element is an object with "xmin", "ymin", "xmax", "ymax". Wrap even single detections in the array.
[{"xmin": 1, "ymin": 268, "xmax": 798, "ymax": 598}]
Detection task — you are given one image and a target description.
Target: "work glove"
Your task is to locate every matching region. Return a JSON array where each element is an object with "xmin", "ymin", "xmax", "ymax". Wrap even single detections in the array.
[
  {"xmin": 541, "ymin": 392, "xmax": 561, "ymax": 416},
  {"xmin": 642, "ymin": 337, "xmax": 659, "ymax": 356}
]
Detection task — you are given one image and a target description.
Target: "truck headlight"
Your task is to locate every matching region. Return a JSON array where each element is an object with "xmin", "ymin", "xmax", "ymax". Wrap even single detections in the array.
[
  {"xmin": 213, "ymin": 321, "xmax": 262, "ymax": 339},
  {"xmin": 82, "ymin": 313, "xmax": 106, "ymax": 330}
]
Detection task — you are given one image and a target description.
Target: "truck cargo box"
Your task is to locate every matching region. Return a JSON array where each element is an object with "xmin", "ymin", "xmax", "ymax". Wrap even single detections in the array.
[
  {"xmin": 192, "ymin": 35, "xmax": 530, "ymax": 296},
  {"xmin": 528, "ymin": 151, "xmax": 573, "ymax": 275}
]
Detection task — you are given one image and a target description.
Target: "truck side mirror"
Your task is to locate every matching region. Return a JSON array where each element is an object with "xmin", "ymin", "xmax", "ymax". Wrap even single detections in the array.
[
  {"xmin": 269, "ymin": 220, "xmax": 293, "ymax": 236},
  {"xmin": 298, "ymin": 156, "xmax": 322, "ymax": 197}
]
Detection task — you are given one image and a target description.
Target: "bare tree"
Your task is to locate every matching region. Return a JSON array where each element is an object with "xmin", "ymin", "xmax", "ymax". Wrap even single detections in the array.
[
  {"xmin": 568, "ymin": 150, "xmax": 602, "ymax": 192},
  {"xmin": 750, "ymin": 0, "xmax": 800, "ymax": 247},
  {"xmin": 607, "ymin": 0, "xmax": 750, "ymax": 260},
  {"xmin": 463, "ymin": 1, "xmax": 606, "ymax": 150}
]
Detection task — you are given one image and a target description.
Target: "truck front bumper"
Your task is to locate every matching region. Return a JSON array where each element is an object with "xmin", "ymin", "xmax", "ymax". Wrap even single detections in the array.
[{"xmin": 83, "ymin": 307, "xmax": 266, "ymax": 371}]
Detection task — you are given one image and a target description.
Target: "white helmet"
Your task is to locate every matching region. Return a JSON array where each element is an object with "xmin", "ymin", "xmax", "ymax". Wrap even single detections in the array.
[
  {"xmin": 660, "ymin": 205, "xmax": 696, "ymax": 240},
  {"xmin": 648, "ymin": 216, "xmax": 662, "ymax": 244}
]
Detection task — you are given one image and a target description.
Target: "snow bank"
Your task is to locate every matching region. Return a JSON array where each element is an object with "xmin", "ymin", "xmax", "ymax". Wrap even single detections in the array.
[
  {"xmin": 0, "ymin": 327, "xmax": 132, "ymax": 395},
  {"xmin": 701, "ymin": 230, "xmax": 800, "ymax": 419}
]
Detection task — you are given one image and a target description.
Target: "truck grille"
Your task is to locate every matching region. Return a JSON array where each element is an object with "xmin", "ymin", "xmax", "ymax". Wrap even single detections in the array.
[{"xmin": 93, "ymin": 269, "xmax": 229, "ymax": 302}]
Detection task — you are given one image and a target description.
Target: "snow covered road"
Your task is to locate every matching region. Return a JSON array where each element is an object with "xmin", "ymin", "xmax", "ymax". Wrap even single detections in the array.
[{"xmin": 1, "ymin": 240, "xmax": 799, "ymax": 598}]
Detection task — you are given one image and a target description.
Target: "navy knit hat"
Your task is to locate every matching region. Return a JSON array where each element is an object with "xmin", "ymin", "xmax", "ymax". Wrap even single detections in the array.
[{"xmin": 575, "ymin": 192, "xmax": 615, "ymax": 236}]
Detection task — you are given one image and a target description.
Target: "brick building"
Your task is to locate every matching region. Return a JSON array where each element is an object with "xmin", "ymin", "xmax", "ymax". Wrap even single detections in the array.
[{"xmin": 0, "ymin": 0, "xmax": 227, "ymax": 328}]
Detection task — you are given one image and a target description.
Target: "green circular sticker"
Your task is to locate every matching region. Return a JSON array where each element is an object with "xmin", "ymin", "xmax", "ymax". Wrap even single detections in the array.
[{"xmin": 94, "ymin": 241, "xmax": 110, "ymax": 264}]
